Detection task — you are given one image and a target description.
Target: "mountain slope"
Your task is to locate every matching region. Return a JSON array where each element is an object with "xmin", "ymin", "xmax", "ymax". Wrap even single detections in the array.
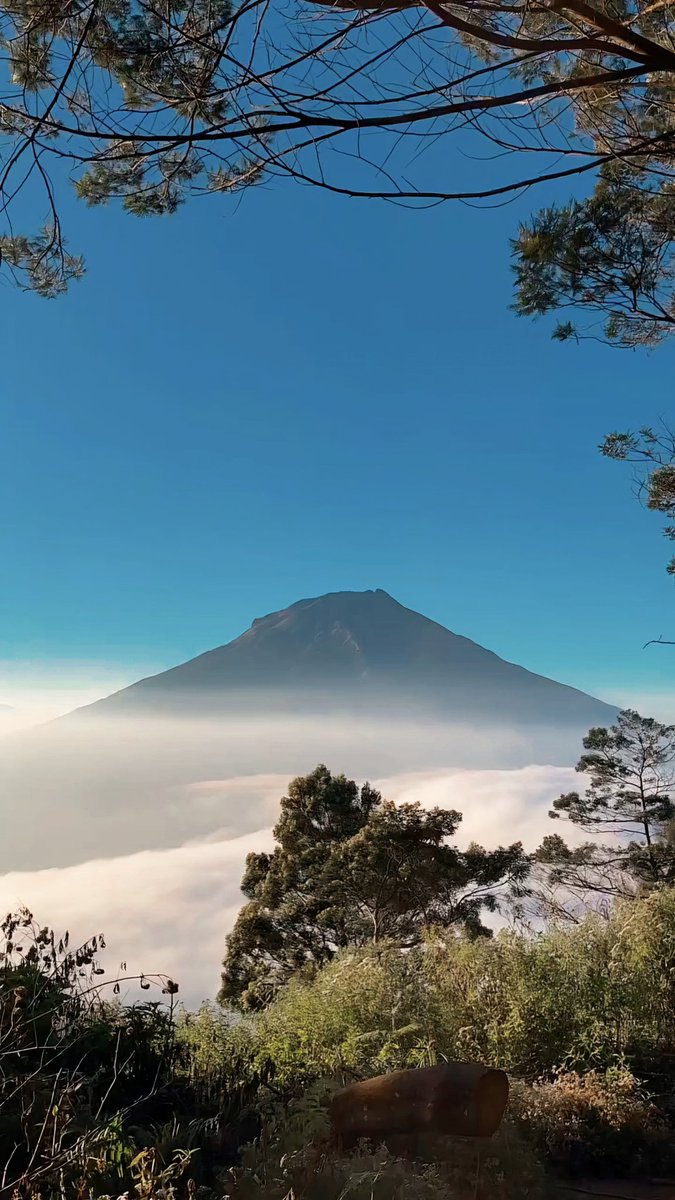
[
  {"xmin": 0, "ymin": 590, "xmax": 618, "ymax": 872},
  {"xmin": 72, "ymin": 589, "xmax": 616, "ymax": 727}
]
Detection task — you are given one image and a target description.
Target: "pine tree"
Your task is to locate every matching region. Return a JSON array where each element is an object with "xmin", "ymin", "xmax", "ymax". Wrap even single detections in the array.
[{"xmin": 537, "ymin": 710, "xmax": 675, "ymax": 900}]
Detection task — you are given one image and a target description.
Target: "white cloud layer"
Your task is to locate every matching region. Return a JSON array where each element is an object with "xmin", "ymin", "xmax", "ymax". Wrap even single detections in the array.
[
  {"xmin": 0, "ymin": 660, "xmax": 162, "ymax": 734},
  {"xmin": 0, "ymin": 764, "xmax": 577, "ymax": 1009},
  {"xmin": 1, "ymin": 707, "xmax": 591, "ymax": 873}
]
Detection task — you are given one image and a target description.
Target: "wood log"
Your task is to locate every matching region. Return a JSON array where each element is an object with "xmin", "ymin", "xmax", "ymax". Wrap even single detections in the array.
[{"xmin": 329, "ymin": 1061, "xmax": 509, "ymax": 1151}]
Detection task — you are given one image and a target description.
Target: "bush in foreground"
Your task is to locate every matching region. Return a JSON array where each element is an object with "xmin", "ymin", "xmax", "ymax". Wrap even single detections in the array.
[
  {"xmin": 237, "ymin": 889, "xmax": 675, "ymax": 1088},
  {"xmin": 226, "ymin": 1084, "xmax": 546, "ymax": 1200},
  {"xmin": 0, "ymin": 912, "xmax": 265, "ymax": 1200},
  {"xmin": 511, "ymin": 1068, "xmax": 673, "ymax": 1178}
]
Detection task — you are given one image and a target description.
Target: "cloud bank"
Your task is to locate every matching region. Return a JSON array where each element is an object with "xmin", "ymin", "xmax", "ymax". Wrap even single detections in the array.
[
  {"xmin": 1, "ymin": 709, "xmax": 589, "ymax": 873},
  {"xmin": 0, "ymin": 764, "xmax": 577, "ymax": 1008},
  {"xmin": 0, "ymin": 659, "xmax": 162, "ymax": 735}
]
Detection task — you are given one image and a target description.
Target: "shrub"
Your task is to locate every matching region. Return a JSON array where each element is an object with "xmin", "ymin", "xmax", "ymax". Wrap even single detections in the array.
[
  {"xmin": 510, "ymin": 1067, "xmax": 674, "ymax": 1177},
  {"xmin": 0, "ymin": 909, "xmax": 184, "ymax": 1199},
  {"xmin": 243, "ymin": 890, "xmax": 675, "ymax": 1089},
  {"xmin": 251, "ymin": 945, "xmax": 435, "ymax": 1084},
  {"xmin": 175, "ymin": 1003, "xmax": 278, "ymax": 1173},
  {"xmin": 0, "ymin": 912, "xmax": 258, "ymax": 1200},
  {"xmin": 226, "ymin": 1083, "xmax": 547, "ymax": 1200}
]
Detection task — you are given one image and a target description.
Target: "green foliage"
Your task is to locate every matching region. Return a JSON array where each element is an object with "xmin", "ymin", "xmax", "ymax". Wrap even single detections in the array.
[
  {"xmin": 177, "ymin": 1002, "xmax": 243, "ymax": 1087},
  {"xmin": 249, "ymin": 944, "xmax": 432, "ymax": 1084},
  {"xmin": 175, "ymin": 1002, "xmax": 277, "ymax": 1168},
  {"xmin": 0, "ymin": 908, "xmax": 186, "ymax": 1198},
  {"xmin": 239, "ymin": 890, "xmax": 675, "ymax": 1087},
  {"xmin": 536, "ymin": 709, "xmax": 675, "ymax": 896},
  {"xmin": 0, "ymin": 227, "xmax": 84, "ymax": 298},
  {"xmin": 0, "ymin": 909, "xmax": 264, "ymax": 1200},
  {"xmin": 513, "ymin": 167, "xmax": 675, "ymax": 348},
  {"xmin": 6, "ymin": 887, "xmax": 675, "ymax": 1197},
  {"xmin": 220, "ymin": 766, "xmax": 529, "ymax": 1012}
]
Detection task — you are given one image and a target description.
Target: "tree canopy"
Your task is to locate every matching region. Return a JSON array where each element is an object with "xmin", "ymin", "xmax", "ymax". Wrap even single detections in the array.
[
  {"xmin": 513, "ymin": 164, "xmax": 675, "ymax": 348},
  {"xmin": 219, "ymin": 764, "xmax": 529, "ymax": 1010},
  {"xmin": 3, "ymin": 0, "xmax": 675, "ymax": 324},
  {"xmin": 536, "ymin": 709, "xmax": 675, "ymax": 903}
]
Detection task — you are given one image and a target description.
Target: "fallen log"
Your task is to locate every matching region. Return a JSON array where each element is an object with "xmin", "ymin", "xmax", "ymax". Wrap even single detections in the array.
[{"xmin": 329, "ymin": 1060, "xmax": 509, "ymax": 1153}]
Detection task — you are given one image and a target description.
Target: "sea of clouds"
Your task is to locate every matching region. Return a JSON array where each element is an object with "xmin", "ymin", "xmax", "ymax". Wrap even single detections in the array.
[
  {"xmin": 2, "ymin": 635, "xmax": 672, "ymax": 1012},
  {"xmin": 0, "ymin": 761, "xmax": 578, "ymax": 1007}
]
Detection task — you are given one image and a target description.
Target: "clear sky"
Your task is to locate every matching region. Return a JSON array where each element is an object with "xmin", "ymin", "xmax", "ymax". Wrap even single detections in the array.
[{"xmin": 1, "ymin": 152, "xmax": 673, "ymax": 726}]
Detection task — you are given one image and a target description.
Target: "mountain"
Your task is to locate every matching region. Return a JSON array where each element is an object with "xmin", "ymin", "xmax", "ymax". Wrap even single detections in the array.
[
  {"xmin": 72, "ymin": 588, "xmax": 615, "ymax": 727},
  {"xmin": 0, "ymin": 590, "xmax": 618, "ymax": 872}
]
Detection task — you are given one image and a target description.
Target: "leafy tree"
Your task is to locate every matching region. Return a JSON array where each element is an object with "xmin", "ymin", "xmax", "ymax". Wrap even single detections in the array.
[
  {"xmin": 219, "ymin": 764, "xmax": 529, "ymax": 1011},
  {"xmin": 219, "ymin": 766, "xmax": 383, "ymax": 1011},
  {"xmin": 536, "ymin": 709, "xmax": 675, "ymax": 899},
  {"xmin": 329, "ymin": 800, "xmax": 530, "ymax": 942},
  {"xmin": 4, "ymin": 0, "xmax": 675, "ymax": 317}
]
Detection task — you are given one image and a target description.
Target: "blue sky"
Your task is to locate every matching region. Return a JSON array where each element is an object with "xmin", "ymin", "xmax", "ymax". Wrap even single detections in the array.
[{"xmin": 1, "ymin": 157, "xmax": 673, "ymax": 722}]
